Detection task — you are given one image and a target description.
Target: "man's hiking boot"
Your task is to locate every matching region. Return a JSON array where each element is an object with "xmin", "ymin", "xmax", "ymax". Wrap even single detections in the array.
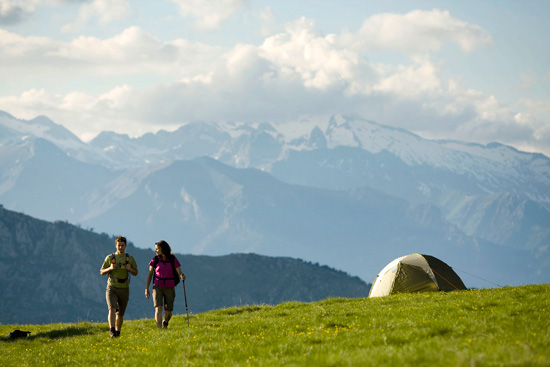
[
  {"xmin": 163, "ymin": 320, "xmax": 169, "ymax": 329},
  {"xmin": 115, "ymin": 330, "xmax": 120, "ymax": 337},
  {"xmin": 110, "ymin": 327, "xmax": 116, "ymax": 338}
]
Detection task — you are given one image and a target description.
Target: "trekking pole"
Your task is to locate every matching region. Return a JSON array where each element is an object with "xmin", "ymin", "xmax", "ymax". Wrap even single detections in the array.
[{"xmin": 183, "ymin": 280, "xmax": 190, "ymax": 326}]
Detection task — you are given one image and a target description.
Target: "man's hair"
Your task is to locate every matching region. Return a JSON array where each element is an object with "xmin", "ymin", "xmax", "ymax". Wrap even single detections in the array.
[
  {"xmin": 116, "ymin": 236, "xmax": 127, "ymax": 244},
  {"xmin": 155, "ymin": 240, "xmax": 171, "ymax": 256}
]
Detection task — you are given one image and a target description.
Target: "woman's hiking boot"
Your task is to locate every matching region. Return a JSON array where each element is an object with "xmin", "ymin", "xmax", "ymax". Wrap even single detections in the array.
[{"xmin": 163, "ymin": 320, "xmax": 169, "ymax": 329}]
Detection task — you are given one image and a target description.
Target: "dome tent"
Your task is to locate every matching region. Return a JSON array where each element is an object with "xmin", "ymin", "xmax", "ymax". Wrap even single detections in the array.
[{"xmin": 368, "ymin": 253, "xmax": 467, "ymax": 298}]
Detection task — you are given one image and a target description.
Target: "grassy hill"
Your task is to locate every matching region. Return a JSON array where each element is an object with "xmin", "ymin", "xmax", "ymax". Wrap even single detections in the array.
[{"xmin": 1, "ymin": 284, "xmax": 549, "ymax": 366}]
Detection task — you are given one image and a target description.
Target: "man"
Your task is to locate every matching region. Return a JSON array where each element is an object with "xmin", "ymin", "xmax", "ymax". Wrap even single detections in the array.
[
  {"xmin": 100, "ymin": 236, "xmax": 138, "ymax": 338},
  {"xmin": 145, "ymin": 240, "xmax": 185, "ymax": 329}
]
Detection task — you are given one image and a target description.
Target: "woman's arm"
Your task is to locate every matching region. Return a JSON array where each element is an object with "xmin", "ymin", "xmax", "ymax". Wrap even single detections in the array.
[
  {"xmin": 176, "ymin": 267, "xmax": 186, "ymax": 281},
  {"xmin": 145, "ymin": 266, "xmax": 154, "ymax": 299}
]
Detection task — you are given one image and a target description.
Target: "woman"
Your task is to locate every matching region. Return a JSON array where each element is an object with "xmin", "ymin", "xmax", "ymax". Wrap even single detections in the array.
[{"xmin": 145, "ymin": 240, "xmax": 185, "ymax": 329}]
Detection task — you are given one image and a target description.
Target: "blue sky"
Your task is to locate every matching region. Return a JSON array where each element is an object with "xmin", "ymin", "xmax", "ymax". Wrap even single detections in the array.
[{"xmin": 1, "ymin": 0, "xmax": 549, "ymax": 156}]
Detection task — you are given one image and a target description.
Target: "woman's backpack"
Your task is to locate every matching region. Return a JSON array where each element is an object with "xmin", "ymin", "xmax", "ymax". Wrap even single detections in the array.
[{"xmin": 152, "ymin": 254, "xmax": 180, "ymax": 286}]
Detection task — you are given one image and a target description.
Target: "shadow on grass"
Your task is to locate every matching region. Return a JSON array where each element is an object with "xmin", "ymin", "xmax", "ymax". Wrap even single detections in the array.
[{"xmin": 2, "ymin": 325, "xmax": 103, "ymax": 342}]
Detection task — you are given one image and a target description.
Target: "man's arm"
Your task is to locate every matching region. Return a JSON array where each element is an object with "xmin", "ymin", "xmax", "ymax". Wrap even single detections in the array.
[
  {"xmin": 126, "ymin": 263, "xmax": 138, "ymax": 276},
  {"xmin": 126, "ymin": 257, "xmax": 138, "ymax": 276},
  {"xmin": 100, "ymin": 262, "xmax": 115, "ymax": 276}
]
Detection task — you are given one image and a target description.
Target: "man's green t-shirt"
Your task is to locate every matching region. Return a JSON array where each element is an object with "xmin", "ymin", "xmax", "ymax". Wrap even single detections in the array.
[{"xmin": 102, "ymin": 253, "xmax": 138, "ymax": 288}]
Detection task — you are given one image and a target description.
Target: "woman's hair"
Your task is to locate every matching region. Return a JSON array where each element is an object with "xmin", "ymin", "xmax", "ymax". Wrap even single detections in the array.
[
  {"xmin": 155, "ymin": 240, "xmax": 171, "ymax": 256},
  {"xmin": 116, "ymin": 236, "xmax": 126, "ymax": 244}
]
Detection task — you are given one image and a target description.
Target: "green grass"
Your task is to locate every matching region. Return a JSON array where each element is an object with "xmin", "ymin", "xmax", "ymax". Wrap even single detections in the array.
[{"xmin": 1, "ymin": 284, "xmax": 549, "ymax": 366}]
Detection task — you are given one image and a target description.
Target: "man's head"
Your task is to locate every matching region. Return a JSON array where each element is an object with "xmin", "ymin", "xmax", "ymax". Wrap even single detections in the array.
[{"xmin": 115, "ymin": 236, "xmax": 127, "ymax": 254}]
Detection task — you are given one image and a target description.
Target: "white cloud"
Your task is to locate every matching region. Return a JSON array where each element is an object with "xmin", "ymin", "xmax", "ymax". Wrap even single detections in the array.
[
  {"xmin": 0, "ymin": 10, "xmax": 490, "ymax": 89},
  {"xmin": 96, "ymin": 84, "xmax": 132, "ymax": 109},
  {"xmin": 0, "ymin": 85, "xmax": 158, "ymax": 140},
  {"xmin": 0, "ymin": 27, "xmax": 223, "ymax": 76},
  {"xmin": 170, "ymin": 0, "xmax": 247, "ymax": 29},
  {"xmin": 225, "ymin": 44, "xmax": 263, "ymax": 78},
  {"xmin": 62, "ymin": 0, "xmax": 131, "ymax": 33},
  {"xmin": 516, "ymin": 99, "xmax": 550, "ymax": 150},
  {"xmin": 0, "ymin": 0, "xmax": 105, "ymax": 26},
  {"xmin": 350, "ymin": 9, "xmax": 492, "ymax": 55},
  {"xmin": 258, "ymin": 6, "xmax": 274, "ymax": 37},
  {"xmin": 0, "ymin": 0, "xmax": 35, "ymax": 24},
  {"xmin": 55, "ymin": 26, "xmax": 163, "ymax": 65},
  {"xmin": 0, "ymin": 29, "xmax": 54, "ymax": 60},
  {"xmin": 372, "ymin": 56, "xmax": 443, "ymax": 98},
  {"xmin": 520, "ymin": 99, "xmax": 550, "ymax": 116},
  {"xmin": 61, "ymin": 91, "xmax": 95, "ymax": 110},
  {"xmin": 260, "ymin": 17, "xmax": 364, "ymax": 91},
  {"xmin": 393, "ymin": 81, "xmax": 548, "ymax": 155}
]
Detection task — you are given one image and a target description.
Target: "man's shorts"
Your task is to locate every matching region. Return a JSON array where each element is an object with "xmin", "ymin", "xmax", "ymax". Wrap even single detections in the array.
[
  {"xmin": 153, "ymin": 286, "xmax": 175, "ymax": 311},
  {"xmin": 106, "ymin": 285, "xmax": 130, "ymax": 316}
]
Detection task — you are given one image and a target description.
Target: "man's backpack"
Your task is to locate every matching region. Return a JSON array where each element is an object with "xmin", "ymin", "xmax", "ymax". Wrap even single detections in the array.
[
  {"xmin": 109, "ymin": 253, "xmax": 131, "ymax": 284},
  {"xmin": 152, "ymin": 254, "xmax": 180, "ymax": 287}
]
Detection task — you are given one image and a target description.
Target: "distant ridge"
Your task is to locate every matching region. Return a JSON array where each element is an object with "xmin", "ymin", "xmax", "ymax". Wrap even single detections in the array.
[{"xmin": 0, "ymin": 205, "xmax": 369, "ymax": 324}]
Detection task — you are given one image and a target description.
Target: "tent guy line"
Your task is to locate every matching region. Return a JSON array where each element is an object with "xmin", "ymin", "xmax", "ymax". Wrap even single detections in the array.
[{"xmin": 452, "ymin": 267, "xmax": 503, "ymax": 288}]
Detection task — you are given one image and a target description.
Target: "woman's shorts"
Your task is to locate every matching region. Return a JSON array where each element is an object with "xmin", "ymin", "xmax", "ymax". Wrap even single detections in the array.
[{"xmin": 153, "ymin": 286, "xmax": 175, "ymax": 311}]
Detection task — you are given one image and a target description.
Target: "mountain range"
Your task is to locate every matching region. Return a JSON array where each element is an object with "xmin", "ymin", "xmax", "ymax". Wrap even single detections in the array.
[{"xmin": 0, "ymin": 110, "xmax": 549, "ymax": 288}]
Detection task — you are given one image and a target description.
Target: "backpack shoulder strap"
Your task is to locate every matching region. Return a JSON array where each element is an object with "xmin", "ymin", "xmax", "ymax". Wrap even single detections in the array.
[
  {"xmin": 108, "ymin": 253, "xmax": 116, "ymax": 278},
  {"xmin": 152, "ymin": 255, "xmax": 159, "ymax": 283},
  {"xmin": 125, "ymin": 253, "xmax": 131, "ymax": 284}
]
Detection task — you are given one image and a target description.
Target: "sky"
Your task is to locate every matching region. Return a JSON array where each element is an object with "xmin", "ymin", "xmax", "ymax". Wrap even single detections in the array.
[{"xmin": 1, "ymin": 0, "xmax": 549, "ymax": 156}]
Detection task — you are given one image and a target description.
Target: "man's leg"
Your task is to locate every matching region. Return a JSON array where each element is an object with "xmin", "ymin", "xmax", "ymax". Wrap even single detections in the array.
[
  {"xmin": 109, "ymin": 308, "xmax": 117, "ymax": 337},
  {"xmin": 108, "ymin": 308, "xmax": 117, "ymax": 328},
  {"xmin": 116, "ymin": 314, "xmax": 124, "ymax": 332},
  {"xmin": 114, "ymin": 287, "xmax": 129, "ymax": 337},
  {"xmin": 106, "ymin": 286, "xmax": 118, "ymax": 338}
]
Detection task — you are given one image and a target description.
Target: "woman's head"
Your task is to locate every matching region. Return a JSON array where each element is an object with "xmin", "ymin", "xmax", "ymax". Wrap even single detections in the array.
[{"xmin": 155, "ymin": 240, "xmax": 171, "ymax": 257}]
